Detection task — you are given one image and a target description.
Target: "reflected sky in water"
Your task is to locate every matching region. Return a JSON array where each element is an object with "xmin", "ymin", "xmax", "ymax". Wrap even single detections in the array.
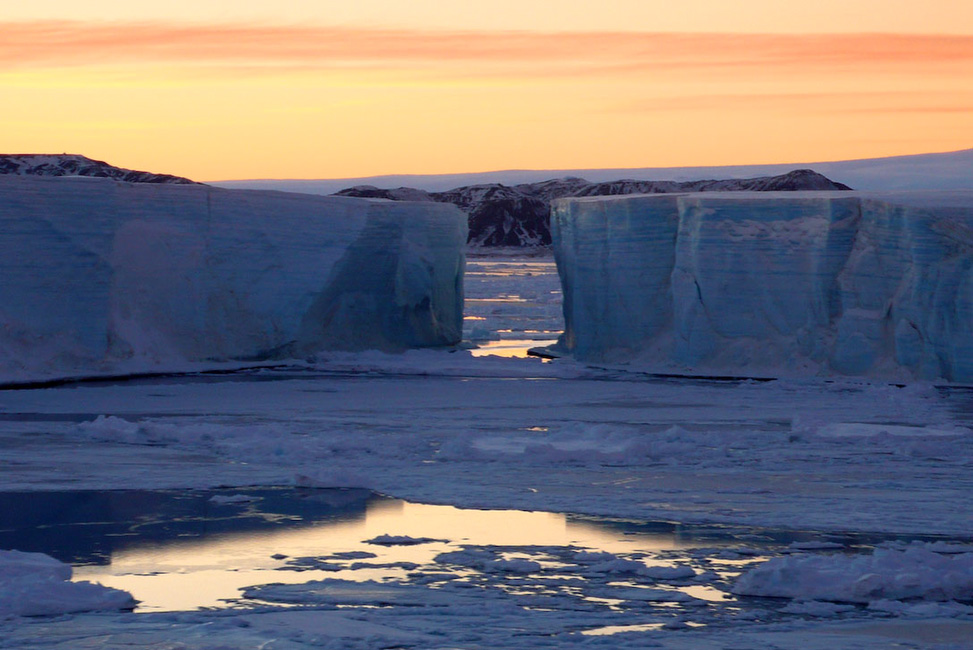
[{"xmin": 1, "ymin": 487, "xmax": 747, "ymax": 612}]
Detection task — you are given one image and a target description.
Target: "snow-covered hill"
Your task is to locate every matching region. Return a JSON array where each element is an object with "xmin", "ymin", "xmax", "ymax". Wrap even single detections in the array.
[{"xmin": 0, "ymin": 154, "xmax": 196, "ymax": 184}]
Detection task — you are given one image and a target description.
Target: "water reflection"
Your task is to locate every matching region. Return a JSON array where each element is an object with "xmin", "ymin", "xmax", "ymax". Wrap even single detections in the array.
[
  {"xmin": 0, "ymin": 487, "xmax": 377, "ymax": 567},
  {"xmin": 463, "ymin": 255, "xmax": 564, "ymax": 351},
  {"xmin": 1, "ymin": 488, "xmax": 749, "ymax": 613},
  {"xmin": 10, "ymin": 487, "xmax": 941, "ymax": 637},
  {"xmin": 469, "ymin": 339, "xmax": 559, "ymax": 358}
]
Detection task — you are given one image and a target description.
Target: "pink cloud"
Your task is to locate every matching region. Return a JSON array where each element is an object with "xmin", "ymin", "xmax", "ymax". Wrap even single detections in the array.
[{"xmin": 3, "ymin": 21, "xmax": 972, "ymax": 76}]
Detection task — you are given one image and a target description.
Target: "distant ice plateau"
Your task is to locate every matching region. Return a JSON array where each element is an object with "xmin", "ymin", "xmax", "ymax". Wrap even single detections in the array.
[
  {"xmin": 218, "ymin": 148, "xmax": 973, "ymax": 247},
  {"xmin": 0, "ymin": 176, "xmax": 466, "ymax": 382},
  {"xmin": 214, "ymin": 148, "xmax": 973, "ymax": 194},
  {"xmin": 553, "ymin": 190, "xmax": 973, "ymax": 382}
]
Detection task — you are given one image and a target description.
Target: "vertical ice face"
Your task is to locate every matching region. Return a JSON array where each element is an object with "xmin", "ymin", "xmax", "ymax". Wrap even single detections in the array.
[
  {"xmin": 552, "ymin": 191, "xmax": 973, "ymax": 382},
  {"xmin": 552, "ymin": 195, "xmax": 681, "ymax": 359},
  {"xmin": 669, "ymin": 195, "xmax": 861, "ymax": 371},
  {"xmin": 294, "ymin": 201, "xmax": 466, "ymax": 353},
  {"xmin": 0, "ymin": 177, "xmax": 466, "ymax": 381}
]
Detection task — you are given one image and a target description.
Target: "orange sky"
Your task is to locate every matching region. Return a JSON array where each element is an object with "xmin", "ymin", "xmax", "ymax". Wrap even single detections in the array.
[{"xmin": 2, "ymin": 2, "xmax": 972, "ymax": 181}]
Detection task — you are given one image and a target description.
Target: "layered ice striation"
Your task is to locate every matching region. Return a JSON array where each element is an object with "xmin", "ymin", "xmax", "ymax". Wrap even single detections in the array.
[
  {"xmin": 552, "ymin": 191, "xmax": 973, "ymax": 382},
  {"xmin": 0, "ymin": 176, "xmax": 466, "ymax": 381}
]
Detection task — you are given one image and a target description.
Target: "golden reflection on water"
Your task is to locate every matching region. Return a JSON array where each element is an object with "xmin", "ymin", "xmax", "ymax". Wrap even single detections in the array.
[
  {"xmin": 74, "ymin": 500, "xmax": 707, "ymax": 612},
  {"xmin": 469, "ymin": 339, "xmax": 557, "ymax": 358}
]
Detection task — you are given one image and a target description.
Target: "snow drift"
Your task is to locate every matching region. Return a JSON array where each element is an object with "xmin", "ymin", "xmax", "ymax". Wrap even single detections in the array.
[
  {"xmin": 0, "ymin": 549, "xmax": 135, "ymax": 618},
  {"xmin": 733, "ymin": 543, "xmax": 973, "ymax": 604},
  {"xmin": 552, "ymin": 191, "xmax": 973, "ymax": 382},
  {"xmin": 0, "ymin": 176, "xmax": 466, "ymax": 382}
]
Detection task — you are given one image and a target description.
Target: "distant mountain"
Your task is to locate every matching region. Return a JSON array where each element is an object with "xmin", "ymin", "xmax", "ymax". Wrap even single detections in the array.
[
  {"xmin": 336, "ymin": 169, "xmax": 851, "ymax": 246},
  {"xmin": 0, "ymin": 154, "xmax": 197, "ymax": 184},
  {"xmin": 566, "ymin": 169, "xmax": 852, "ymax": 196}
]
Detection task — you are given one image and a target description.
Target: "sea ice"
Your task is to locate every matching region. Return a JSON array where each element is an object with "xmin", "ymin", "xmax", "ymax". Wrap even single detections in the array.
[
  {"xmin": 552, "ymin": 190, "xmax": 973, "ymax": 381},
  {"xmin": 364, "ymin": 534, "xmax": 447, "ymax": 546},
  {"xmin": 0, "ymin": 550, "xmax": 135, "ymax": 618},
  {"xmin": 0, "ymin": 176, "xmax": 466, "ymax": 382},
  {"xmin": 733, "ymin": 542, "xmax": 973, "ymax": 604},
  {"xmin": 779, "ymin": 600, "xmax": 856, "ymax": 617}
]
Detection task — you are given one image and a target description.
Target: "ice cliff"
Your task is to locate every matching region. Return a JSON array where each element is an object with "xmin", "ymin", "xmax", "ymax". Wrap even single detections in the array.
[
  {"xmin": 0, "ymin": 176, "xmax": 466, "ymax": 382},
  {"xmin": 552, "ymin": 191, "xmax": 973, "ymax": 382}
]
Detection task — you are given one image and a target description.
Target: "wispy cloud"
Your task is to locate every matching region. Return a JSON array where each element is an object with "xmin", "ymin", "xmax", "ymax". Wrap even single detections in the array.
[
  {"xmin": 3, "ymin": 21, "xmax": 973, "ymax": 76},
  {"xmin": 607, "ymin": 91, "xmax": 973, "ymax": 114}
]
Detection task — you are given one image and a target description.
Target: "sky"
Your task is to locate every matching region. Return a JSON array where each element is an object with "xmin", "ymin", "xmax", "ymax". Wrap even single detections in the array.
[{"xmin": 3, "ymin": 1, "xmax": 972, "ymax": 181}]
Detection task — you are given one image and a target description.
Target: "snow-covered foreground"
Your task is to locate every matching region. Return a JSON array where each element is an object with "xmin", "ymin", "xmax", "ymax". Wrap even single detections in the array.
[
  {"xmin": 1, "ymin": 354, "xmax": 972, "ymax": 647},
  {"xmin": 2, "ymin": 358, "xmax": 970, "ymax": 534},
  {"xmin": 2, "ymin": 253, "xmax": 971, "ymax": 648}
]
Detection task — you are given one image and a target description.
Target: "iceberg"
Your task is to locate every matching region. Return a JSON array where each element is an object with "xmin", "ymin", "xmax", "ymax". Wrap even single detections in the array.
[
  {"xmin": 0, "ymin": 176, "xmax": 466, "ymax": 382},
  {"xmin": 552, "ymin": 190, "xmax": 973, "ymax": 382}
]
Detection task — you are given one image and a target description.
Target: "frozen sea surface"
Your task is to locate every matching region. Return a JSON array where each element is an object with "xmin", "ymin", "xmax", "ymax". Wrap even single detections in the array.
[{"xmin": 2, "ymin": 364, "xmax": 969, "ymax": 535}]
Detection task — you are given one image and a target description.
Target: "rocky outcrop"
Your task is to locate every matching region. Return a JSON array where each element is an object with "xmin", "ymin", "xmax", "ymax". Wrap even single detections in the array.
[{"xmin": 0, "ymin": 154, "xmax": 197, "ymax": 184}]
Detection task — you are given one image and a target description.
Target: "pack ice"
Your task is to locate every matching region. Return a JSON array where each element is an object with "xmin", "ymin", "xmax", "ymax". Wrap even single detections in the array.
[
  {"xmin": 552, "ymin": 191, "xmax": 973, "ymax": 382},
  {"xmin": 0, "ymin": 549, "xmax": 135, "ymax": 618},
  {"xmin": 0, "ymin": 176, "xmax": 466, "ymax": 382}
]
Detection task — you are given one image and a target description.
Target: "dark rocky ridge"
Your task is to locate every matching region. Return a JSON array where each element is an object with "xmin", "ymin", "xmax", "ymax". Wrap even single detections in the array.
[
  {"xmin": 335, "ymin": 169, "xmax": 852, "ymax": 246},
  {"xmin": 0, "ymin": 154, "xmax": 197, "ymax": 184}
]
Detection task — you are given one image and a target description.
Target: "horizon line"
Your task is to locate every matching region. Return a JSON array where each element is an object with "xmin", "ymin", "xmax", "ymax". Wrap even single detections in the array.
[{"xmin": 207, "ymin": 146, "xmax": 973, "ymax": 184}]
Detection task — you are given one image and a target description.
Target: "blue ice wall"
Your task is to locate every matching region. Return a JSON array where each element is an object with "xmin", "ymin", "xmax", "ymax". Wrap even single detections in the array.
[{"xmin": 552, "ymin": 191, "xmax": 973, "ymax": 382}]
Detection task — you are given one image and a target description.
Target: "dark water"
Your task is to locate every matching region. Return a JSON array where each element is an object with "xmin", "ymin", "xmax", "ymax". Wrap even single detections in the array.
[{"xmin": 0, "ymin": 487, "xmax": 380, "ymax": 567}]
